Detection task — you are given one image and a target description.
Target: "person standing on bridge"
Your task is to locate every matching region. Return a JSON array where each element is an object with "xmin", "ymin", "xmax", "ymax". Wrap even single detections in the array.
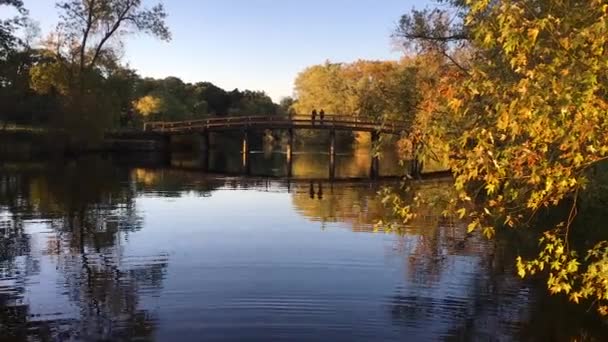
[
  {"xmin": 311, "ymin": 109, "xmax": 318, "ymax": 126},
  {"xmin": 319, "ymin": 109, "xmax": 325, "ymax": 125}
]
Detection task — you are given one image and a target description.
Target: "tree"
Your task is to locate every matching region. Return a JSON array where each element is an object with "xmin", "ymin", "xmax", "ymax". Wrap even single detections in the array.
[
  {"xmin": 191, "ymin": 82, "xmax": 231, "ymax": 115},
  {"xmin": 292, "ymin": 61, "xmax": 352, "ymax": 115},
  {"xmin": 29, "ymin": 0, "xmax": 170, "ymax": 142},
  {"xmin": 390, "ymin": 0, "xmax": 608, "ymax": 315},
  {"xmin": 0, "ymin": 3, "xmax": 53, "ymax": 129},
  {"xmin": 228, "ymin": 90, "xmax": 277, "ymax": 116},
  {"xmin": 293, "ymin": 59, "xmax": 418, "ymax": 121},
  {"xmin": 278, "ymin": 96, "xmax": 295, "ymax": 116},
  {"xmin": 0, "ymin": 0, "xmax": 26, "ymax": 58},
  {"xmin": 56, "ymin": 0, "xmax": 170, "ymax": 77}
]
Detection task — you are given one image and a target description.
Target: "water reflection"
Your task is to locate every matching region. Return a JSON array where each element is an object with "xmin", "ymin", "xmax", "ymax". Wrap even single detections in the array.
[
  {"xmin": 166, "ymin": 144, "xmax": 403, "ymax": 179},
  {"xmin": 0, "ymin": 155, "xmax": 606, "ymax": 340},
  {"xmin": 0, "ymin": 159, "xmax": 168, "ymax": 340}
]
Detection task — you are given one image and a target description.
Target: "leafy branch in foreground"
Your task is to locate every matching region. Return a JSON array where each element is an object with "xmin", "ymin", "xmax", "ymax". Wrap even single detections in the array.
[{"xmin": 388, "ymin": 0, "xmax": 608, "ymax": 315}]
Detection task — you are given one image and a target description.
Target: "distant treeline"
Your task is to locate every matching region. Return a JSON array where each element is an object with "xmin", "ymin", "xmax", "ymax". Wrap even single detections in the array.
[
  {"xmin": 1, "ymin": 48, "xmax": 288, "ymax": 130},
  {"xmin": 0, "ymin": 0, "xmax": 292, "ymax": 143}
]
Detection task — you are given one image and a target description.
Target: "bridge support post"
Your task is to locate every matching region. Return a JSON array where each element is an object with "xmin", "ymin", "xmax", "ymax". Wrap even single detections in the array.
[
  {"xmin": 370, "ymin": 131, "xmax": 380, "ymax": 179},
  {"xmin": 161, "ymin": 134, "xmax": 172, "ymax": 166},
  {"xmin": 329, "ymin": 129, "xmax": 336, "ymax": 180},
  {"xmin": 286, "ymin": 128, "xmax": 294, "ymax": 177},
  {"xmin": 200, "ymin": 131, "xmax": 210, "ymax": 172},
  {"xmin": 411, "ymin": 157, "xmax": 423, "ymax": 179},
  {"xmin": 242, "ymin": 129, "xmax": 250, "ymax": 175},
  {"xmin": 200, "ymin": 130, "xmax": 210, "ymax": 152}
]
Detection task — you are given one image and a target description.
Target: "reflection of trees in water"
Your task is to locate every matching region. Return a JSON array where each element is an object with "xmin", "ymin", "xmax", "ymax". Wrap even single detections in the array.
[
  {"xmin": 0, "ymin": 217, "xmax": 41, "ymax": 340},
  {"xmin": 288, "ymin": 177, "xmax": 527, "ymax": 338},
  {"xmin": 290, "ymin": 178, "xmax": 457, "ymax": 232},
  {"xmin": 386, "ymin": 182, "xmax": 608, "ymax": 340},
  {"xmin": 166, "ymin": 143, "xmax": 402, "ymax": 178},
  {"xmin": 291, "ymin": 181, "xmax": 388, "ymax": 231},
  {"xmin": 290, "ymin": 177, "xmax": 607, "ymax": 339},
  {"xmin": 50, "ymin": 215, "xmax": 168, "ymax": 340},
  {"xmin": 0, "ymin": 159, "xmax": 169, "ymax": 340},
  {"xmin": 133, "ymin": 168, "xmax": 226, "ymax": 197},
  {"xmin": 387, "ymin": 212, "xmax": 539, "ymax": 340}
]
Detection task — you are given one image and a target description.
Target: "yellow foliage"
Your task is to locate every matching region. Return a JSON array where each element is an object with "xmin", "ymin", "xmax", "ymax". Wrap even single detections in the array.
[
  {"xmin": 133, "ymin": 95, "xmax": 163, "ymax": 117},
  {"xmin": 392, "ymin": 0, "xmax": 608, "ymax": 315},
  {"xmin": 292, "ymin": 59, "xmax": 418, "ymax": 121},
  {"xmin": 29, "ymin": 61, "xmax": 70, "ymax": 95}
]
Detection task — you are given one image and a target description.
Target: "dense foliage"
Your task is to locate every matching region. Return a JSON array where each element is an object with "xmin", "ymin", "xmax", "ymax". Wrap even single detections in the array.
[
  {"xmin": 131, "ymin": 78, "xmax": 279, "ymax": 122},
  {"xmin": 390, "ymin": 0, "xmax": 608, "ymax": 315},
  {"xmin": 292, "ymin": 60, "xmax": 418, "ymax": 122}
]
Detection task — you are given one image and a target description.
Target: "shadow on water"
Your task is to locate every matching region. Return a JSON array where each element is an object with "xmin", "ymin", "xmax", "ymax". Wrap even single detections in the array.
[{"xmin": 0, "ymin": 151, "xmax": 607, "ymax": 340}]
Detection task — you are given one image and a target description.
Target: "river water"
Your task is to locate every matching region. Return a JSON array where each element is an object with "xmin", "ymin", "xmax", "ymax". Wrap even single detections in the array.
[{"xmin": 0, "ymin": 147, "xmax": 606, "ymax": 341}]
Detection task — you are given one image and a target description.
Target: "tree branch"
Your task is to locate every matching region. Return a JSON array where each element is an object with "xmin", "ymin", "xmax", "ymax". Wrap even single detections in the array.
[
  {"xmin": 79, "ymin": 0, "xmax": 95, "ymax": 73},
  {"xmin": 403, "ymin": 34, "xmax": 469, "ymax": 42},
  {"xmin": 440, "ymin": 50, "xmax": 469, "ymax": 74},
  {"xmin": 88, "ymin": 1, "xmax": 133, "ymax": 69}
]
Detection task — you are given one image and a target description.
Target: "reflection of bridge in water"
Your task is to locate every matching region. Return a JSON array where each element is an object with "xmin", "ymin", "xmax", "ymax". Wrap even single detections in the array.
[{"xmin": 110, "ymin": 114, "xmax": 422, "ymax": 179}]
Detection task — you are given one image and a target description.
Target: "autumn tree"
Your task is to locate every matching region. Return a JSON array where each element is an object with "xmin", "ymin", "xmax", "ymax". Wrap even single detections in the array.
[
  {"xmin": 292, "ymin": 61, "xmax": 352, "ymax": 115},
  {"xmin": 133, "ymin": 95, "xmax": 162, "ymax": 117},
  {"xmin": 293, "ymin": 59, "xmax": 418, "ymax": 121},
  {"xmin": 390, "ymin": 0, "xmax": 608, "ymax": 314}
]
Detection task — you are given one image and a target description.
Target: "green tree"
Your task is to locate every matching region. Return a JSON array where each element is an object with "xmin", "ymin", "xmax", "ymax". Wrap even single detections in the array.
[
  {"xmin": 0, "ymin": 0, "xmax": 27, "ymax": 128},
  {"xmin": 278, "ymin": 96, "xmax": 296, "ymax": 116},
  {"xmin": 228, "ymin": 90, "xmax": 277, "ymax": 116},
  {"xmin": 191, "ymin": 82, "xmax": 231, "ymax": 115}
]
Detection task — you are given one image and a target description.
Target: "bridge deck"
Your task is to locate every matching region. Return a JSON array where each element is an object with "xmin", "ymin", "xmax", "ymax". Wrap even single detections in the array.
[{"xmin": 144, "ymin": 115, "xmax": 410, "ymax": 135}]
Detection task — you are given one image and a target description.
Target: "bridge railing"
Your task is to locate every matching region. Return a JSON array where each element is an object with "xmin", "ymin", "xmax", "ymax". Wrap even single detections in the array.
[{"xmin": 143, "ymin": 114, "xmax": 412, "ymax": 134}]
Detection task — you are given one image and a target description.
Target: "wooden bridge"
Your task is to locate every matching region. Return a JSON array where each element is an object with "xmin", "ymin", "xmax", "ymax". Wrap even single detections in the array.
[
  {"xmin": 142, "ymin": 114, "xmax": 410, "ymax": 135},
  {"xmin": 114, "ymin": 114, "xmax": 418, "ymax": 179}
]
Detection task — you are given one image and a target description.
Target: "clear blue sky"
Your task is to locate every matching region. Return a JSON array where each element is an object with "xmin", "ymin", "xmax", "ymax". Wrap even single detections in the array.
[{"xmin": 21, "ymin": 0, "xmax": 432, "ymax": 102}]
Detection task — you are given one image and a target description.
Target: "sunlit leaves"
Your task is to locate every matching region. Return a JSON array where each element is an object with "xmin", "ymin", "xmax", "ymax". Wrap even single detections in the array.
[
  {"xmin": 519, "ymin": 233, "xmax": 608, "ymax": 315},
  {"xmin": 292, "ymin": 60, "xmax": 418, "ymax": 122},
  {"xmin": 133, "ymin": 95, "xmax": 163, "ymax": 117},
  {"xmin": 394, "ymin": 0, "xmax": 608, "ymax": 315}
]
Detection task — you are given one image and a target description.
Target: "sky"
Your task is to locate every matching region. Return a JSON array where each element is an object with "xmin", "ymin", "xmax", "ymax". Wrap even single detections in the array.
[{"xmin": 13, "ymin": 0, "xmax": 433, "ymax": 102}]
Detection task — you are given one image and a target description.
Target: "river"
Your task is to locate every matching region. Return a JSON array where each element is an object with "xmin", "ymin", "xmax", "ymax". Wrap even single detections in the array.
[{"xmin": 0, "ymin": 146, "xmax": 606, "ymax": 341}]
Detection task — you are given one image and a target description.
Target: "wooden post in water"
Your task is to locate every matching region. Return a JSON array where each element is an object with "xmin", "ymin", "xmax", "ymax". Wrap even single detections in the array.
[
  {"xmin": 286, "ymin": 128, "xmax": 294, "ymax": 177},
  {"xmin": 329, "ymin": 129, "xmax": 336, "ymax": 180},
  {"xmin": 370, "ymin": 131, "xmax": 380, "ymax": 179},
  {"xmin": 242, "ymin": 129, "xmax": 250, "ymax": 174},
  {"xmin": 161, "ymin": 134, "xmax": 172, "ymax": 166},
  {"xmin": 200, "ymin": 130, "xmax": 210, "ymax": 172}
]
